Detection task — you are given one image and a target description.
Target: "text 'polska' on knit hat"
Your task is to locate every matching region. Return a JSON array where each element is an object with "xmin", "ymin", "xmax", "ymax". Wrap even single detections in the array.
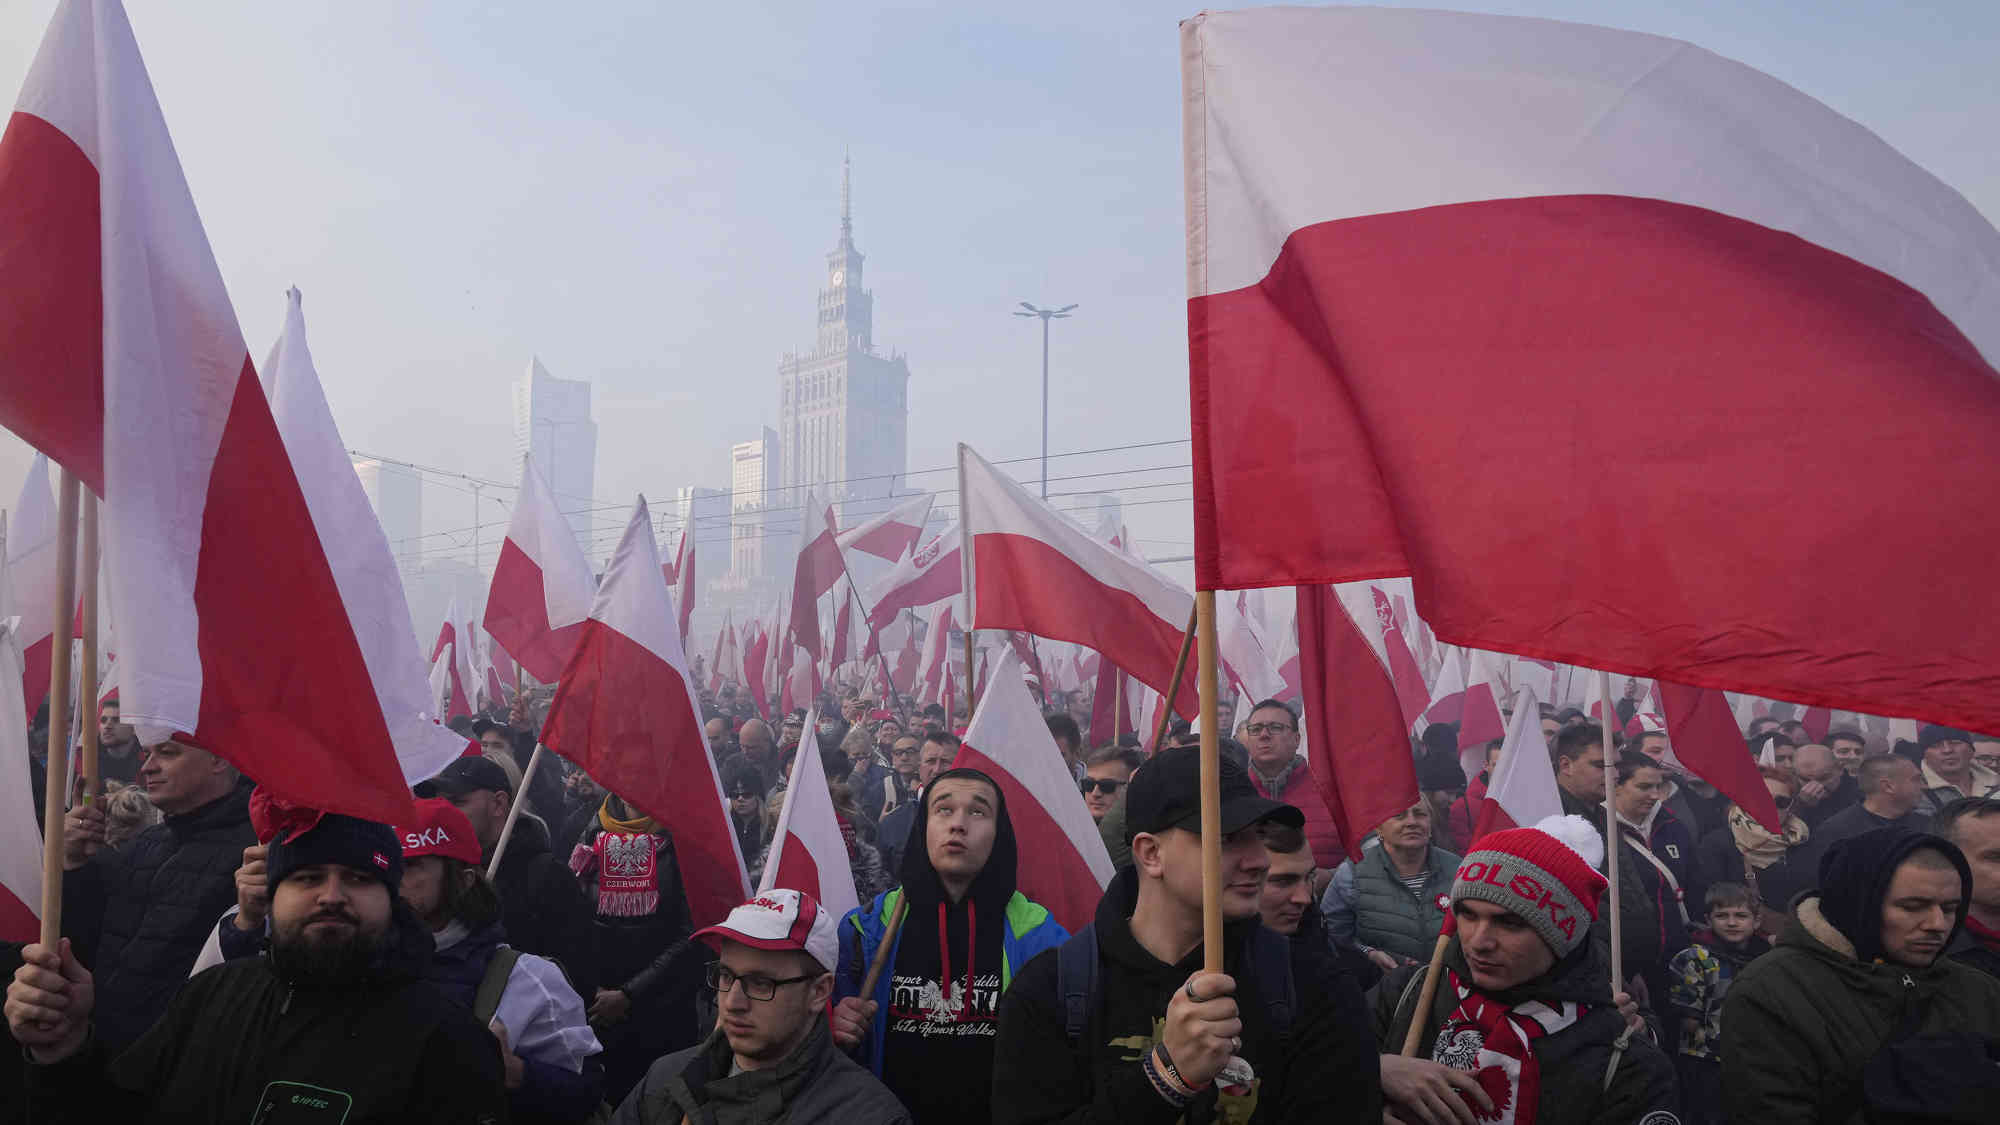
[{"xmin": 1450, "ymin": 814, "xmax": 1609, "ymax": 959}]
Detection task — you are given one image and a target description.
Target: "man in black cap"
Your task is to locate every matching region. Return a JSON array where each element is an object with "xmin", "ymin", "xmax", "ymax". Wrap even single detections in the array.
[
  {"xmin": 993, "ymin": 745, "xmax": 1380, "ymax": 1124},
  {"xmin": 421, "ymin": 755, "xmax": 597, "ymax": 999},
  {"xmin": 6, "ymin": 810, "xmax": 509, "ymax": 1122},
  {"xmin": 1915, "ymin": 724, "xmax": 1999, "ymax": 817}
]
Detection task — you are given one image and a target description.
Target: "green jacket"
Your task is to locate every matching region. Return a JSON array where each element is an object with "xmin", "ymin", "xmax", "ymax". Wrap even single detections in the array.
[
  {"xmin": 1323, "ymin": 844, "xmax": 1458, "ymax": 962},
  {"xmin": 1722, "ymin": 894, "xmax": 2000, "ymax": 1125}
]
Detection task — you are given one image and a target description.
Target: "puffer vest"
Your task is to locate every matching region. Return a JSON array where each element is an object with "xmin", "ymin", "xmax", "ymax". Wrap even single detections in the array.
[{"xmin": 1351, "ymin": 844, "xmax": 1458, "ymax": 962}]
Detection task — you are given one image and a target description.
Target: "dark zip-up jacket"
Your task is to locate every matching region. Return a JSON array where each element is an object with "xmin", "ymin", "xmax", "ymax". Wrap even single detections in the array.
[
  {"xmin": 610, "ymin": 1017, "xmax": 908, "ymax": 1125},
  {"xmin": 25, "ymin": 901, "xmax": 509, "ymax": 1123},
  {"xmin": 497, "ymin": 812, "xmax": 599, "ymax": 1000},
  {"xmin": 60, "ymin": 780, "xmax": 255, "ymax": 1051}
]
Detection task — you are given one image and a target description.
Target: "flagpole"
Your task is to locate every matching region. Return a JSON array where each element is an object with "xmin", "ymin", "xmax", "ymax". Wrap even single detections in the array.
[
  {"xmin": 1151, "ymin": 607, "xmax": 1198, "ymax": 754},
  {"xmin": 1195, "ymin": 590, "xmax": 1223, "ymax": 974},
  {"xmin": 77, "ymin": 492, "xmax": 100, "ymax": 805},
  {"xmin": 37, "ymin": 469, "xmax": 82, "ymax": 948},
  {"xmin": 486, "ymin": 742, "xmax": 547, "ymax": 878},
  {"xmin": 1597, "ymin": 670, "xmax": 1624, "ymax": 997}
]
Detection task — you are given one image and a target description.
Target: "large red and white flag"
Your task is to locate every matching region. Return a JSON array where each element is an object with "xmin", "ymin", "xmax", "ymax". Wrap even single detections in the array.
[
  {"xmin": 1470, "ymin": 688, "xmax": 1565, "ymax": 842},
  {"xmin": 539, "ymin": 497, "xmax": 748, "ymax": 929},
  {"xmin": 0, "ymin": 0, "xmax": 412, "ymax": 823},
  {"xmin": 1186, "ymin": 8, "xmax": 2000, "ymax": 732},
  {"xmin": 1296, "ymin": 584, "xmax": 1420, "ymax": 860},
  {"xmin": 954, "ymin": 648, "xmax": 1112, "ymax": 931},
  {"xmin": 485, "ymin": 455, "xmax": 594, "ymax": 684},
  {"xmin": 263, "ymin": 289, "xmax": 464, "ymax": 785},
  {"xmin": 787, "ymin": 491, "xmax": 842, "ymax": 662},
  {"xmin": 960, "ymin": 444, "xmax": 1198, "ymax": 716},
  {"xmin": 6, "ymin": 455, "xmax": 57, "ymax": 718},
  {"xmin": 757, "ymin": 706, "xmax": 860, "ymax": 921},
  {"xmin": 837, "ymin": 492, "xmax": 934, "ymax": 565},
  {"xmin": 863, "ymin": 523, "xmax": 961, "ymax": 630},
  {"xmin": 0, "ymin": 539, "xmax": 44, "ymax": 940}
]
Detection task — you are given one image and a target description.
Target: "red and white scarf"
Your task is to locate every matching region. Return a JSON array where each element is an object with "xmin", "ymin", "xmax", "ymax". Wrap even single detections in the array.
[
  {"xmin": 1428, "ymin": 970, "xmax": 1582, "ymax": 1125},
  {"xmin": 570, "ymin": 831, "xmax": 663, "ymax": 917}
]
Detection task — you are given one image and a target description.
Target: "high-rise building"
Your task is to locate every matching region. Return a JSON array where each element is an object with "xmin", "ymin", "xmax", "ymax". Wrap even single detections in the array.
[
  {"xmin": 511, "ymin": 356, "xmax": 597, "ymax": 545},
  {"xmin": 672, "ymin": 485, "xmax": 732, "ymax": 590},
  {"xmin": 352, "ymin": 457, "xmax": 423, "ymax": 569},
  {"xmin": 730, "ymin": 427, "xmax": 778, "ymax": 580},
  {"xmin": 777, "ymin": 157, "xmax": 911, "ymax": 514}
]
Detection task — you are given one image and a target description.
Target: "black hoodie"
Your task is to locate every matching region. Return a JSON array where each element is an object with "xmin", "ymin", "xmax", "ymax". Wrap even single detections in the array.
[{"xmin": 880, "ymin": 766, "xmax": 1021, "ymax": 1125}]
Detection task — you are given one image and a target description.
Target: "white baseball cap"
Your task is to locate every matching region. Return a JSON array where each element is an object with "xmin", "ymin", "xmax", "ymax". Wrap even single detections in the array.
[{"xmin": 694, "ymin": 888, "xmax": 839, "ymax": 973}]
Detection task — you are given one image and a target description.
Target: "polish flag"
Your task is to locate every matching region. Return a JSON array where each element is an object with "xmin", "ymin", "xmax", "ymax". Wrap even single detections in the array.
[
  {"xmin": 787, "ymin": 492, "xmax": 842, "ymax": 662},
  {"xmin": 1296, "ymin": 584, "xmax": 1420, "ymax": 859},
  {"xmin": 484, "ymin": 456, "xmax": 594, "ymax": 684},
  {"xmin": 1372, "ymin": 586, "xmax": 1430, "ymax": 729},
  {"xmin": 1470, "ymin": 688, "xmax": 1565, "ymax": 842},
  {"xmin": 1218, "ymin": 595, "xmax": 1285, "ymax": 705},
  {"xmin": 913, "ymin": 601, "xmax": 954, "ymax": 705},
  {"xmin": 6, "ymin": 455, "xmax": 57, "ymax": 717},
  {"xmin": 429, "ymin": 597, "xmax": 475, "ymax": 722},
  {"xmin": 1659, "ymin": 681, "xmax": 1784, "ymax": 832},
  {"xmin": 837, "ymin": 492, "xmax": 934, "ymax": 564},
  {"xmin": 1458, "ymin": 650, "xmax": 1510, "ymax": 754},
  {"xmin": 960, "ymin": 445, "xmax": 1198, "ymax": 716},
  {"xmin": 539, "ymin": 497, "xmax": 749, "ymax": 929},
  {"xmin": 263, "ymin": 289, "xmax": 465, "ymax": 785},
  {"xmin": 954, "ymin": 648, "xmax": 1113, "ymax": 931},
  {"xmin": 757, "ymin": 705, "xmax": 859, "ymax": 922},
  {"xmin": 888, "ymin": 615, "xmax": 921, "ymax": 697},
  {"xmin": 0, "ymin": 546, "xmax": 44, "ymax": 940},
  {"xmin": 1423, "ymin": 648, "xmax": 1469, "ymax": 727},
  {"xmin": 670, "ymin": 527, "xmax": 696, "ymax": 646},
  {"xmin": 863, "ymin": 524, "xmax": 961, "ymax": 630},
  {"xmin": 709, "ymin": 609, "xmax": 737, "ymax": 695},
  {"xmin": 741, "ymin": 617, "xmax": 771, "ymax": 720},
  {"xmin": 1186, "ymin": 7, "xmax": 2000, "ymax": 733},
  {"xmin": 486, "ymin": 635, "xmax": 517, "ymax": 697},
  {"xmin": 0, "ymin": 0, "xmax": 411, "ymax": 823},
  {"xmin": 1798, "ymin": 705, "xmax": 1833, "ymax": 744}
]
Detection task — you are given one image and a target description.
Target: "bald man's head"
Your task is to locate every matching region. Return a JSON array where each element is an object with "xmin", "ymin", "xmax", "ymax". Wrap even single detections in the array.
[
  {"xmin": 737, "ymin": 719, "xmax": 775, "ymax": 761},
  {"xmin": 1793, "ymin": 744, "xmax": 1840, "ymax": 785}
]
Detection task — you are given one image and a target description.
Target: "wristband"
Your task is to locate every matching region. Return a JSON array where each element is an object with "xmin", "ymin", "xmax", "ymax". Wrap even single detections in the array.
[
  {"xmin": 1141, "ymin": 1046, "xmax": 1192, "ymax": 1107},
  {"xmin": 1153, "ymin": 1043, "xmax": 1211, "ymax": 1094}
]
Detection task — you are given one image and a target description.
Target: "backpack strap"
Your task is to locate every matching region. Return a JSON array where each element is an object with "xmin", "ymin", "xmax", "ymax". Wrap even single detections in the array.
[
  {"xmin": 1057, "ymin": 923, "xmax": 1099, "ymax": 1048},
  {"xmin": 475, "ymin": 946, "xmax": 523, "ymax": 1026}
]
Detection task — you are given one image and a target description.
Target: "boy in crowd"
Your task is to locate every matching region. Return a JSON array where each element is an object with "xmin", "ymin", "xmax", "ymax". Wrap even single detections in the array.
[{"xmin": 1667, "ymin": 882, "xmax": 1769, "ymax": 1125}]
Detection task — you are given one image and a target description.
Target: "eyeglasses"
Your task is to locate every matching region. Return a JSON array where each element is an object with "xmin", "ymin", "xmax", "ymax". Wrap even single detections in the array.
[
  {"xmin": 728, "ymin": 790, "xmax": 759, "ymax": 801},
  {"xmin": 1244, "ymin": 722, "xmax": 1296, "ymax": 735},
  {"xmin": 1080, "ymin": 778, "xmax": 1126, "ymax": 796},
  {"xmin": 705, "ymin": 963, "xmax": 820, "ymax": 1001}
]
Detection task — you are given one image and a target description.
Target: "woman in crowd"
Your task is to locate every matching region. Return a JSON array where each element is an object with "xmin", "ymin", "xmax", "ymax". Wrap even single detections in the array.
[{"xmin": 1697, "ymin": 766, "xmax": 1813, "ymax": 935}]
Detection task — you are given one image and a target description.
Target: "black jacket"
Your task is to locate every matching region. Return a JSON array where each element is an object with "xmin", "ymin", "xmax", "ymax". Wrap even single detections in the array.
[
  {"xmin": 496, "ymin": 811, "xmax": 599, "ymax": 1000},
  {"xmin": 611, "ymin": 1015, "xmax": 908, "ymax": 1125},
  {"xmin": 25, "ymin": 901, "xmax": 509, "ymax": 1124},
  {"xmin": 61, "ymin": 780, "xmax": 255, "ymax": 1051},
  {"xmin": 1561, "ymin": 787, "xmax": 1663, "ymax": 978},
  {"xmin": 993, "ymin": 865, "xmax": 1381, "ymax": 1125},
  {"xmin": 1373, "ymin": 935, "xmax": 1679, "ymax": 1125}
]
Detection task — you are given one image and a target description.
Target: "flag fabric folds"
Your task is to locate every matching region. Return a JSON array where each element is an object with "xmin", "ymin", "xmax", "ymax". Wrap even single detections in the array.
[
  {"xmin": 1183, "ymin": 7, "xmax": 2000, "ymax": 733},
  {"xmin": 787, "ymin": 491, "xmax": 842, "ymax": 662},
  {"xmin": 0, "ymin": 537, "xmax": 43, "ymax": 941},
  {"xmin": 485, "ymin": 455, "xmax": 594, "ymax": 684},
  {"xmin": 0, "ymin": 0, "xmax": 411, "ymax": 823},
  {"xmin": 1295, "ymin": 584, "xmax": 1420, "ymax": 860},
  {"xmin": 960, "ymin": 444, "xmax": 1198, "ymax": 717},
  {"xmin": 863, "ymin": 523, "xmax": 961, "ymax": 631},
  {"xmin": 1659, "ymin": 680, "xmax": 1784, "ymax": 833},
  {"xmin": 757, "ymin": 707, "xmax": 860, "ymax": 923},
  {"xmin": 672, "ymin": 527, "xmax": 695, "ymax": 645},
  {"xmin": 953, "ymin": 648, "xmax": 1112, "ymax": 932},
  {"xmin": 6, "ymin": 455, "xmax": 57, "ymax": 718},
  {"xmin": 837, "ymin": 492, "xmax": 934, "ymax": 564},
  {"xmin": 539, "ymin": 497, "xmax": 748, "ymax": 929},
  {"xmin": 1470, "ymin": 688, "xmax": 1565, "ymax": 842},
  {"xmin": 429, "ymin": 597, "xmax": 474, "ymax": 724}
]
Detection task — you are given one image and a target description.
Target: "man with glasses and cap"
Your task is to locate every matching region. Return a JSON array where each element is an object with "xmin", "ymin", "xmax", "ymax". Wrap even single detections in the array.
[
  {"xmin": 994, "ymin": 744, "xmax": 1379, "ymax": 1124},
  {"xmin": 609, "ymin": 889, "xmax": 908, "ymax": 1124}
]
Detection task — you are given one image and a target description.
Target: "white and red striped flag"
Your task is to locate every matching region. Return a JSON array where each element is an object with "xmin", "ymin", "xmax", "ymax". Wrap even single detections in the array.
[
  {"xmin": 1458, "ymin": 649, "xmax": 1509, "ymax": 755},
  {"xmin": 429, "ymin": 596, "xmax": 474, "ymax": 723},
  {"xmin": 837, "ymin": 492, "xmax": 934, "ymax": 565},
  {"xmin": 671, "ymin": 527, "xmax": 695, "ymax": 645},
  {"xmin": 959, "ymin": 444, "xmax": 1198, "ymax": 716},
  {"xmin": 709, "ymin": 608, "xmax": 738, "ymax": 695},
  {"xmin": 6, "ymin": 455, "xmax": 57, "ymax": 719},
  {"xmin": 787, "ymin": 491, "xmax": 842, "ymax": 662},
  {"xmin": 1373, "ymin": 586, "xmax": 1430, "ymax": 729},
  {"xmin": 0, "ymin": 536, "xmax": 44, "ymax": 940},
  {"xmin": 539, "ymin": 497, "xmax": 748, "ymax": 929},
  {"xmin": 0, "ymin": 0, "xmax": 413, "ymax": 822},
  {"xmin": 1185, "ymin": 7, "xmax": 2000, "ymax": 732},
  {"xmin": 954, "ymin": 648, "xmax": 1112, "ymax": 931},
  {"xmin": 485, "ymin": 455, "xmax": 594, "ymax": 684},
  {"xmin": 863, "ymin": 523, "xmax": 960, "ymax": 630},
  {"xmin": 263, "ymin": 289, "xmax": 465, "ymax": 785},
  {"xmin": 1296, "ymin": 584, "xmax": 1420, "ymax": 859},
  {"xmin": 757, "ymin": 706, "xmax": 860, "ymax": 921},
  {"xmin": 913, "ymin": 601, "xmax": 954, "ymax": 706},
  {"xmin": 1470, "ymin": 688, "xmax": 1565, "ymax": 842}
]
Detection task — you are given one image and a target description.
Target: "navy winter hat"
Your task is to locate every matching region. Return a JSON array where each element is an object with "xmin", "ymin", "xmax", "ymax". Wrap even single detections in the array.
[{"xmin": 267, "ymin": 813, "xmax": 403, "ymax": 891}]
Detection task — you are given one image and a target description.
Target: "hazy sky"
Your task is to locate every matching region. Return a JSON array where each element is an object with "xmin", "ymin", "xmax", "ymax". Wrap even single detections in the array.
[{"xmin": 1, "ymin": 1, "xmax": 1995, "ymax": 580}]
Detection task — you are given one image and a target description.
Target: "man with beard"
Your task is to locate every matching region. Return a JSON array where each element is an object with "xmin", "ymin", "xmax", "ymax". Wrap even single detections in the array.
[
  {"xmin": 6, "ymin": 807, "xmax": 508, "ymax": 1123},
  {"xmin": 93, "ymin": 697, "xmax": 142, "ymax": 787}
]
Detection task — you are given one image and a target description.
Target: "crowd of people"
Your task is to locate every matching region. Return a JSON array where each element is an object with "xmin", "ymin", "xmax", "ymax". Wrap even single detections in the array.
[{"xmin": 5, "ymin": 675, "xmax": 1999, "ymax": 1123}]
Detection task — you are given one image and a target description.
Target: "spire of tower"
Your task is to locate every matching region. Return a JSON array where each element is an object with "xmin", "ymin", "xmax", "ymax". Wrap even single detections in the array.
[{"xmin": 840, "ymin": 149, "xmax": 852, "ymax": 244}]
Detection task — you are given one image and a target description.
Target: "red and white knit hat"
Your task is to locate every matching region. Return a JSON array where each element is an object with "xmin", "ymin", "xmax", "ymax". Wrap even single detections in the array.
[
  {"xmin": 694, "ymin": 888, "xmax": 840, "ymax": 973},
  {"xmin": 1451, "ymin": 814, "xmax": 1609, "ymax": 958}
]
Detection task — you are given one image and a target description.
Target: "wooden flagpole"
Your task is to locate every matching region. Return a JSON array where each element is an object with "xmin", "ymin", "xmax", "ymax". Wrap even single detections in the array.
[
  {"xmin": 1195, "ymin": 590, "xmax": 1223, "ymax": 974},
  {"xmin": 77, "ymin": 492, "xmax": 100, "ymax": 805},
  {"xmin": 859, "ymin": 894, "xmax": 910, "ymax": 997},
  {"xmin": 486, "ymin": 743, "xmax": 547, "ymax": 878},
  {"xmin": 1151, "ymin": 607, "xmax": 1198, "ymax": 754},
  {"xmin": 37, "ymin": 469, "xmax": 82, "ymax": 947},
  {"xmin": 1598, "ymin": 670, "xmax": 1624, "ymax": 996}
]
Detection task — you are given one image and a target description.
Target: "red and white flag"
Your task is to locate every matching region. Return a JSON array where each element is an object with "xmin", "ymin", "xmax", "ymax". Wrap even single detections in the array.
[
  {"xmin": 6, "ymin": 455, "xmax": 57, "ymax": 718},
  {"xmin": 539, "ymin": 497, "xmax": 748, "ymax": 929},
  {"xmin": 788, "ymin": 491, "xmax": 842, "ymax": 662},
  {"xmin": 863, "ymin": 523, "xmax": 960, "ymax": 631},
  {"xmin": 485, "ymin": 455, "xmax": 594, "ymax": 684},
  {"xmin": 1659, "ymin": 680, "xmax": 1784, "ymax": 832},
  {"xmin": 837, "ymin": 493, "xmax": 934, "ymax": 565},
  {"xmin": 913, "ymin": 601, "xmax": 954, "ymax": 705},
  {"xmin": 1373, "ymin": 586, "xmax": 1430, "ymax": 729},
  {"xmin": 0, "ymin": 540, "xmax": 44, "ymax": 940},
  {"xmin": 1458, "ymin": 649, "xmax": 1509, "ymax": 755},
  {"xmin": 1296, "ymin": 584, "xmax": 1420, "ymax": 859},
  {"xmin": 1423, "ymin": 648, "xmax": 1468, "ymax": 727},
  {"xmin": 1470, "ymin": 688, "xmax": 1565, "ymax": 842},
  {"xmin": 757, "ymin": 706, "xmax": 860, "ymax": 921},
  {"xmin": 0, "ymin": 0, "xmax": 413, "ymax": 822},
  {"xmin": 709, "ymin": 609, "xmax": 738, "ymax": 695},
  {"xmin": 671, "ymin": 527, "xmax": 695, "ymax": 645},
  {"xmin": 430, "ymin": 600, "xmax": 473, "ymax": 723},
  {"xmin": 1186, "ymin": 7, "xmax": 2000, "ymax": 732},
  {"xmin": 954, "ymin": 648, "xmax": 1112, "ymax": 932},
  {"xmin": 960, "ymin": 444, "xmax": 1198, "ymax": 716},
  {"xmin": 263, "ymin": 289, "xmax": 464, "ymax": 785}
]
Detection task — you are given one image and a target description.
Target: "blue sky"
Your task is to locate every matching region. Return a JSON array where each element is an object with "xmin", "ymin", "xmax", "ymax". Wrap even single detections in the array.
[{"xmin": 0, "ymin": 1, "xmax": 1993, "ymax": 573}]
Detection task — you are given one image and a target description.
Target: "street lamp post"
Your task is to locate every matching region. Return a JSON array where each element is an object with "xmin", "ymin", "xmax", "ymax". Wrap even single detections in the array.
[{"xmin": 1014, "ymin": 302, "xmax": 1077, "ymax": 498}]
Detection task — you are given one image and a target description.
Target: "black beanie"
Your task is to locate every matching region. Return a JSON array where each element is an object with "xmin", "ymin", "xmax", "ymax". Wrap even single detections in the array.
[
  {"xmin": 1815, "ymin": 826, "xmax": 1971, "ymax": 963},
  {"xmin": 1417, "ymin": 746, "xmax": 1467, "ymax": 792},
  {"xmin": 267, "ymin": 813, "xmax": 403, "ymax": 891},
  {"xmin": 1419, "ymin": 723, "xmax": 1460, "ymax": 759}
]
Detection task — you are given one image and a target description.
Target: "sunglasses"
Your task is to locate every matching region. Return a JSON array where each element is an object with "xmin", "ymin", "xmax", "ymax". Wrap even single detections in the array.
[{"xmin": 1080, "ymin": 778, "xmax": 1126, "ymax": 796}]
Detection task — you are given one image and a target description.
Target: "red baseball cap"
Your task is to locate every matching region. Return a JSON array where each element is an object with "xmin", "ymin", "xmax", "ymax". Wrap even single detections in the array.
[
  {"xmin": 694, "ymin": 889, "xmax": 838, "ymax": 973},
  {"xmin": 397, "ymin": 797, "xmax": 484, "ymax": 866}
]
